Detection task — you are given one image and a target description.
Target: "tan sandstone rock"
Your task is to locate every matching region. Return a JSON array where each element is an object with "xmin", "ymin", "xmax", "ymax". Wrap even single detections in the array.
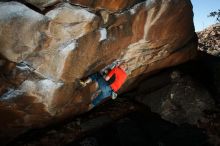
[
  {"xmin": 69, "ymin": 0, "xmax": 142, "ymax": 12},
  {"xmin": 0, "ymin": 1, "xmax": 48, "ymax": 62},
  {"xmin": 0, "ymin": 0, "xmax": 197, "ymax": 144}
]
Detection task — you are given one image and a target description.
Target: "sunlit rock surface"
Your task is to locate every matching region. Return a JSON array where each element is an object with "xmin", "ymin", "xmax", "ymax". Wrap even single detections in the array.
[
  {"xmin": 0, "ymin": 0, "xmax": 196, "ymax": 144},
  {"xmin": 0, "ymin": 1, "xmax": 48, "ymax": 62},
  {"xmin": 197, "ymin": 23, "xmax": 220, "ymax": 56}
]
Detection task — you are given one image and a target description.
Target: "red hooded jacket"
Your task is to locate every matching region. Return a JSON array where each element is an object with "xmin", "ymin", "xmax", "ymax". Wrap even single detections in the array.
[{"xmin": 106, "ymin": 67, "xmax": 127, "ymax": 92}]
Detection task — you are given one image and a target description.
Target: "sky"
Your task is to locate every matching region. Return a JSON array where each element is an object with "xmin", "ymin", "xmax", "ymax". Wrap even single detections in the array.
[{"xmin": 191, "ymin": 0, "xmax": 219, "ymax": 31}]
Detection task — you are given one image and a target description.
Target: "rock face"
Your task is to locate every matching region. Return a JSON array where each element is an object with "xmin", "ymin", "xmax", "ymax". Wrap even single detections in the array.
[
  {"xmin": 0, "ymin": 0, "xmax": 196, "ymax": 144},
  {"xmin": 197, "ymin": 23, "xmax": 220, "ymax": 56},
  {"xmin": 69, "ymin": 0, "xmax": 144, "ymax": 12}
]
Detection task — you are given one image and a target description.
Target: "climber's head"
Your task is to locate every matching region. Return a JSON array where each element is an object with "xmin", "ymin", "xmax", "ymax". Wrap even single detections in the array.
[{"xmin": 119, "ymin": 62, "xmax": 128, "ymax": 71}]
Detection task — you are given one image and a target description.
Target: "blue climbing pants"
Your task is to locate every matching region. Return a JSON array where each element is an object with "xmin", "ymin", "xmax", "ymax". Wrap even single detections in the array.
[{"xmin": 90, "ymin": 73, "xmax": 113, "ymax": 106}]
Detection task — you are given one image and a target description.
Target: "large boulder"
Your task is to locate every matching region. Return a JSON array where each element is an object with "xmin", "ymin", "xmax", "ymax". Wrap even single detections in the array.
[{"xmin": 0, "ymin": 0, "xmax": 197, "ymax": 144}]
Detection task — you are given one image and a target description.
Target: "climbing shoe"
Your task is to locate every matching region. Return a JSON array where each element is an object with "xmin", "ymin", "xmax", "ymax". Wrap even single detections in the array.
[
  {"xmin": 79, "ymin": 80, "xmax": 87, "ymax": 87},
  {"xmin": 111, "ymin": 92, "xmax": 117, "ymax": 100},
  {"xmin": 88, "ymin": 104, "xmax": 94, "ymax": 110}
]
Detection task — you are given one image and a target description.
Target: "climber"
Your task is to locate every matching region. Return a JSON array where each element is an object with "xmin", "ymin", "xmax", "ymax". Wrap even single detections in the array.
[{"xmin": 79, "ymin": 62, "xmax": 128, "ymax": 108}]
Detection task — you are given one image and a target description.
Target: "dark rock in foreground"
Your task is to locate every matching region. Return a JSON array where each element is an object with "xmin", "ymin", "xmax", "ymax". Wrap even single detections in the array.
[
  {"xmin": 10, "ymin": 55, "xmax": 220, "ymax": 146},
  {"xmin": 135, "ymin": 70, "xmax": 215, "ymax": 125}
]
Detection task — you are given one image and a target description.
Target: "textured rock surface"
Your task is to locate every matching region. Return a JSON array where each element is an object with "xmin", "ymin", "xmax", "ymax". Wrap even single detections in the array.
[
  {"xmin": 24, "ymin": 0, "xmax": 145, "ymax": 12},
  {"xmin": 69, "ymin": 0, "xmax": 144, "ymax": 12},
  {"xmin": 0, "ymin": 0, "xmax": 197, "ymax": 144},
  {"xmin": 0, "ymin": 2, "xmax": 48, "ymax": 62},
  {"xmin": 135, "ymin": 70, "xmax": 215, "ymax": 125},
  {"xmin": 133, "ymin": 56, "xmax": 220, "ymax": 145},
  {"xmin": 13, "ymin": 100, "xmax": 208, "ymax": 146},
  {"xmin": 12, "ymin": 98, "xmax": 141, "ymax": 146},
  {"xmin": 197, "ymin": 23, "xmax": 220, "ymax": 56},
  {"xmin": 25, "ymin": 0, "xmax": 61, "ymax": 9}
]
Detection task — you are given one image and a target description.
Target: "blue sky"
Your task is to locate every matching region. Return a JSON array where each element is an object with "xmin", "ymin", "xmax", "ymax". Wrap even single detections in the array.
[{"xmin": 191, "ymin": 0, "xmax": 219, "ymax": 31}]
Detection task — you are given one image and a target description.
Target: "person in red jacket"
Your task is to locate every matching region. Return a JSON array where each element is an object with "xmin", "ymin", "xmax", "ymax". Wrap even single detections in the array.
[{"xmin": 80, "ymin": 62, "xmax": 128, "ymax": 107}]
